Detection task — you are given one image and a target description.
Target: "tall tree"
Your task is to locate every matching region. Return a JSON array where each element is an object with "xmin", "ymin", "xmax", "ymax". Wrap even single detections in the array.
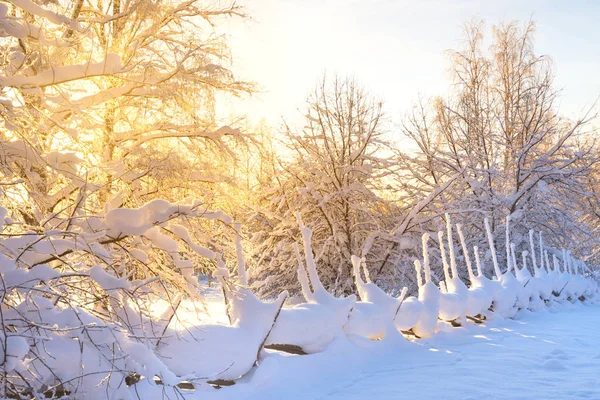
[
  {"xmin": 401, "ymin": 20, "xmax": 598, "ymax": 271},
  {"xmin": 250, "ymin": 76, "xmax": 401, "ymax": 296},
  {"xmin": 1, "ymin": 0, "xmax": 253, "ymax": 227}
]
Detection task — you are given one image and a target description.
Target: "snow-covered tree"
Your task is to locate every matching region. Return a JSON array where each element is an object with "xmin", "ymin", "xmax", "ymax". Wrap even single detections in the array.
[
  {"xmin": 0, "ymin": 0, "xmax": 254, "ymax": 226},
  {"xmin": 400, "ymin": 20, "xmax": 598, "ymax": 273},
  {"xmin": 249, "ymin": 76, "xmax": 403, "ymax": 296},
  {"xmin": 0, "ymin": 1, "xmax": 262, "ymax": 396}
]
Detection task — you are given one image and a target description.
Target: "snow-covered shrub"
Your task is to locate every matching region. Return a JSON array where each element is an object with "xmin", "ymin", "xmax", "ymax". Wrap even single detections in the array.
[
  {"xmin": 0, "ymin": 200, "xmax": 242, "ymax": 398},
  {"xmin": 248, "ymin": 76, "xmax": 432, "ymax": 297}
]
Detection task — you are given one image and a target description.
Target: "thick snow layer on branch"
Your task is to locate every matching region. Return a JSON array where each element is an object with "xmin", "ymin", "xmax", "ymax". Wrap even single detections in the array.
[
  {"xmin": 1, "ymin": 234, "xmax": 88, "ymax": 266},
  {"xmin": 144, "ymin": 226, "xmax": 178, "ymax": 252},
  {"xmin": 169, "ymin": 223, "xmax": 216, "ymax": 259},
  {"xmin": 9, "ymin": 0, "xmax": 83, "ymax": 31},
  {"xmin": 0, "ymin": 206, "xmax": 6, "ymax": 230},
  {"xmin": 0, "ymin": 334, "xmax": 29, "ymax": 372},
  {"xmin": 3, "ymin": 264, "xmax": 60, "ymax": 288},
  {"xmin": 0, "ymin": 54, "xmax": 122, "ymax": 88},
  {"xmin": 44, "ymin": 151, "xmax": 82, "ymax": 172},
  {"xmin": 0, "ymin": 253, "xmax": 15, "ymax": 273},
  {"xmin": 104, "ymin": 199, "xmax": 197, "ymax": 237},
  {"xmin": 89, "ymin": 265, "xmax": 131, "ymax": 291}
]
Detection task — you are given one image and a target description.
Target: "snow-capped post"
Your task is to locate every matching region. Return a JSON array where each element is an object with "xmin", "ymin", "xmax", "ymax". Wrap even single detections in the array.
[
  {"xmin": 438, "ymin": 231, "xmax": 452, "ymax": 284},
  {"xmin": 234, "ymin": 223, "xmax": 248, "ymax": 286},
  {"xmin": 294, "ymin": 243, "xmax": 315, "ymax": 302},
  {"xmin": 484, "ymin": 218, "xmax": 502, "ymax": 279},
  {"xmin": 456, "ymin": 224, "xmax": 475, "ymax": 281},
  {"xmin": 473, "ymin": 246, "xmax": 484, "ymax": 277},
  {"xmin": 361, "ymin": 258, "xmax": 373, "ymax": 284},
  {"xmin": 529, "ymin": 230, "xmax": 538, "ymax": 273},
  {"xmin": 505, "ymin": 215, "xmax": 511, "ymax": 271},
  {"xmin": 351, "ymin": 255, "xmax": 366, "ymax": 289},
  {"xmin": 439, "ymin": 280, "xmax": 448, "ymax": 294},
  {"xmin": 415, "ymin": 259, "xmax": 424, "ymax": 288},
  {"xmin": 569, "ymin": 251, "xmax": 574, "ymax": 274},
  {"xmin": 445, "ymin": 214, "xmax": 459, "ymax": 279},
  {"xmin": 422, "ymin": 233, "xmax": 432, "ymax": 283},
  {"xmin": 544, "ymin": 251, "xmax": 551, "ymax": 274},
  {"xmin": 510, "ymin": 243, "xmax": 518, "ymax": 274},
  {"xmin": 553, "ymin": 254, "xmax": 560, "ymax": 273},
  {"xmin": 412, "ymin": 232, "xmax": 441, "ymax": 338},
  {"xmin": 295, "ymin": 212, "xmax": 326, "ymax": 294},
  {"xmin": 539, "ymin": 231, "xmax": 545, "ymax": 272}
]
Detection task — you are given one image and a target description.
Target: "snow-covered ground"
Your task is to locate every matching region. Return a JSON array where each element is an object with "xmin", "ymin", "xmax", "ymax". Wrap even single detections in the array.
[
  {"xmin": 209, "ymin": 303, "xmax": 600, "ymax": 400},
  {"xmin": 139, "ymin": 293, "xmax": 600, "ymax": 400}
]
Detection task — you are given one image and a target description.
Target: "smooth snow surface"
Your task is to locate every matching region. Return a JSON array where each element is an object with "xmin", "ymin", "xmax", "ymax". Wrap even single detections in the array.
[{"xmin": 207, "ymin": 304, "xmax": 600, "ymax": 400}]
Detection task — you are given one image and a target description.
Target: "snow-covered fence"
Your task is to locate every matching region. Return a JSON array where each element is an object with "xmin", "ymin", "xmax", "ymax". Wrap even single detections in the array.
[
  {"xmin": 210, "ymin": 212, "xmax": 599, "ymax": 380},
  {"xmin": 1, "ymin": 205, "xmax": 598, "ymax": 399},
  {"xmin": 186, "ymin": 213, "xmax": 599, "ymax": 389}
]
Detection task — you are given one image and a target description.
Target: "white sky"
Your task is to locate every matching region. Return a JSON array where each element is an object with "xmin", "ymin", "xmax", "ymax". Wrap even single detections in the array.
[{"xmin": 217, "ymin": 0, "xmax": 600, "ymax": 126}]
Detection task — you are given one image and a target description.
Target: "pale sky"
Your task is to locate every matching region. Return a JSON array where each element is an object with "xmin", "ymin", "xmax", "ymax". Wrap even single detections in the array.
[{"xmin": 217, "ymin": 0, "xmax": 600, "ymax": 126}]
